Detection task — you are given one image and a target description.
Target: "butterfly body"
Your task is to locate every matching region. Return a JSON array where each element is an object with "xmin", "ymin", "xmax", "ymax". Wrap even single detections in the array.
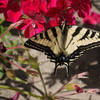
[{"xmin": 24, "ymin": 23, "xmax": 100, "ymax": 74}]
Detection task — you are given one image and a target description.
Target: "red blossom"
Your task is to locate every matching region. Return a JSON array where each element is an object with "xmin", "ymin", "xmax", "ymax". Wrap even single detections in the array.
[
  {"xmin": 21, "ymin": 0, "xmax": 40, "ymax": 17},
  {"xmin": 2, "ymin": 0, "xmax": 92, "ymax": 38},
  {"xmin": 83, "ymin": 12, "xmax": 100, "ymax": 25},
  {"xmin": 3, "ymin": 0, "xmax": 76, "ymax": 38},
  {"xmin": 64, "ymin": 8, "xmax": 76, "ymax": 25},
  {"xmin": 3, "ymin": 0, "xmax": 22, "ymax": 22},
  {"xmin": 46, "ymin": 17, "xmax": 61, "ymax": 28},
  {"xmin": 20, "ymin": 0, "xmax": 75, "ymax": 38},
  {"xmin": 47, "ymin": 0, "xmax": 71, "ymax": 10},
  {"xmin": 0, "ymin": 0, "xmax": 8, "ymax": 13},
  {"xmin": 45, "ymin": 0, "xmax": 74, "ymax": 21},
  {"xmin": 71, "ymin": 0, "xmax": 91, "ymax": 18},
  {"xmin": 74, "ymin": 85, "xmax": 83, "ymax": 93},
  {"xmin": 40, "ymin": 0, "xmax": 75, "ymax": 26},
  {"xmin": 18, "ymin": 0, "xmax": 46, "ymax": 38}
]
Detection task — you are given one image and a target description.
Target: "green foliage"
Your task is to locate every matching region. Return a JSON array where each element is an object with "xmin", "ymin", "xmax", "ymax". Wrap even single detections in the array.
[
  {"xmin": 0, "ymin": 66, "xmax": 4, "ymax": 79},
  {"xmin": 6, "ymin": 40, "xmax": 19, "ymax": 55},
  {"xmin": 6, "ymin": 69, "xmax": 27, "ymax": 84},
  {"xmin": 18, "ymin": 56, "xmax": 29, "ymax": 64},
  {"xmin": 0, "ymin": 24, "xmax": 11, "ymax": 41},
  {"xmin": 28, "ymin": 53, "xmax": 39, "ymax": 69}
]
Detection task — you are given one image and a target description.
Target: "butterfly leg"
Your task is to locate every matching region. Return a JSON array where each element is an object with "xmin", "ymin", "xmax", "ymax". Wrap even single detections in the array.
[
  {"xmin": 53, "ymin": 63, "xmax": 59, "ymax": 76},
  {"xmin": 64, "ymin": 63, "xmax": 69, "ymax": 77}
]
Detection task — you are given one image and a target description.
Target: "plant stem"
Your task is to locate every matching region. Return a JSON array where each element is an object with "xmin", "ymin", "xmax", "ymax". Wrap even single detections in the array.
[
  {"xmin": 37, "ymin": 67, "xmax": 48, "ymax": 98},
  {"xmin": 0, "ymin": 56, "xmax": 26, "ymax": 72},
  {"xmin": 0, "ymin": 85, "xmax": 42, "ymax": 99},
  {"xmin": 7, "ymin": 45, "xmax": 24, "ymax": 50},
  {"xmin": 0, "ymin": 18, "xmax": 5, "ymax": 24},
  {"xmin": 52, "ymin": 80, "xmax": 71, "ymax": 96},
  {"xmin": 0, "ymin": 20, "xmax": 23, "ymax": 39}
]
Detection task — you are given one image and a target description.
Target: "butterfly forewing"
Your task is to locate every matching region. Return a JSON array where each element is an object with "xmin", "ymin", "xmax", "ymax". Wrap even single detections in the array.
[
  {"xmin": 65, "ymin": 26, "xmax": 100, "ymax": 63},
  {"xmin": 24, "ymin": 26, "xmax": 64, "ymax": 57}
]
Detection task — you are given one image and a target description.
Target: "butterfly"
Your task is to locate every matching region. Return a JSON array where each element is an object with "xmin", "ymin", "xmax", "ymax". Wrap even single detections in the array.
[{"xmin": 24, "ymin": 23, "xmax": 100, "ymax": 75}]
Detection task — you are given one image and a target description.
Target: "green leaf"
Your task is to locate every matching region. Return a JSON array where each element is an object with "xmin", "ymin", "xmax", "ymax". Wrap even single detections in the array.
[
  {"xmin": 18, "ymin": 56, "xmax": 29, "ymax": 64},
  {"xmin": 6, "ymin": 69, "xmax": 15, "ymax": 80},
  {"xmin": 13, "ymin": 40, "xmax": 18, "ymax": 46},
  {"xmin": 0, "ymin": 66, "xmax": 4, "ymax": 79},
  {"xmin": 0, "ymin": 85, "xmax": 42, "ymax": 99},
  {"xmin": 66, "ymin": 83, "xmax": 76, "ymax": 91},
  {"xmin": 15, "ymin": 77, "xmax": 27, "ymax": 84},
  {"xmin": 6, "ymin": 69, "xmax": 27, "ymax": 84},
  {"xmin": 28, "ymin": 53, "xmax": 39, "ymax": 70}
]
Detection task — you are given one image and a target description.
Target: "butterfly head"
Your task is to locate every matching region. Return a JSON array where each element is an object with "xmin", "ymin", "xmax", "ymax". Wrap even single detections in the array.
[
  {"xmin": 56, "ymin": 53, "xmax": 69, "ymax": 65},
  {"xmin": 54, "ymin": 53, "xmax": 69, "ymax": 76}
]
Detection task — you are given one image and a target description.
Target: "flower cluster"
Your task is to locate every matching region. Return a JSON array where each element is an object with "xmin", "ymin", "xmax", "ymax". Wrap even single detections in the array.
[{"xmin": 1, "ymin": 0, "xmax": 99, "ymax": 38}]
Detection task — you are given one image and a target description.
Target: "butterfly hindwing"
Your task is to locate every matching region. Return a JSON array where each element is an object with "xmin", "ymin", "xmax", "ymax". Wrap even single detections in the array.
[{"xmin": 24, "ymin": 26, "xmax": 65, "ymax": 60}]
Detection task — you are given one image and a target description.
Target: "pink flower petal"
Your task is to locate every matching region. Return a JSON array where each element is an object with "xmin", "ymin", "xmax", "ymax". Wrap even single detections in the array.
[
  {"xmin": 83, "ymin": 12, "xmax": 100, "ymax": 25},
  {"xmin": 87, "ymin": 89, "xmax": 99, "ymax": 94},
  {"xmin": 35, "ymin": 22, "xmax": 45, "ymax": 33},
  {"xmin": 71, "ymin": 0, "xmax": 91, "ymax": 18},
  {"xmin": 0, "ymin": 0, "xmax": 8, "ymax": 13},
  {"xmin": 46, "ymin": 17, "xmax": 60, "ymax": 28},
  {"xmin": 64, "ymin": 8, "xmax": 76, "ymax": 25},
  {"xmin": 11, "ymin": 92, "xmax": 20, "ymax": 100},
  {"xmin": 39, "ymin": 0, "xmax": 48, "ymax": 13},
  {"xmin": 78, "ymin": 72, "xmax": 88, "ymax": 78},
  {"xmin": 48, "ymin": 0, "xmax": 58, "ymax": 8},
  {"xmin": 4, "ymin": 1, "xmax": 22, "ymax": 22},
  {"xmin": 24, "ymin": 24, "xmax": 36, "ymax": 38},
  {"xmin": 21, "ymin": 0, "xmax": 40, "ymax": 17},
  {"xmin": 16, "ymin": 19, "xmax": 32, "ymax": 30}
]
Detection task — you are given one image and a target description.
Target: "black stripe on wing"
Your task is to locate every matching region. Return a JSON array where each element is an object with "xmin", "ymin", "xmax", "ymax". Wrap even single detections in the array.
[
  {"xmin": 51, "ymin": 28, "xmax": 57, "ymax": 37},
  {"xmin": 90, "ymin": 31, "xmax": 96, "ymax": 38},
  {"xmin": 69, "ymin": 41, "xmax": 100, "ymax": 63},
  {"xmin": 24, "ymin": 39, "xmax": 56, "ymax": 60},
  {"xmin": 80, "ymin": 29, "xmax": 90, "ymax": 40},
  {"xmin": 79, "ymin": 41, "xmax": 100, "ymax": 52},
  {"xmin": 44, "ymin": 31, "xmax": 51, "ymax": 41},
  {"xmin": 72, "ymin": 27, "xmax": 83, "ymax": 37}
]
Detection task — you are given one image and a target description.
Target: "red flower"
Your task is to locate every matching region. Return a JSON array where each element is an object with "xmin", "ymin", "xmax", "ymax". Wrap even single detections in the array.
[
  {"xmin": 46, "ymin": 16, "xmax": 61, "ymax": 29},
  {"xmin": 74, "ymin": 85, "xmax": 83, "ymax": 93},
  {"xmin": 1, "ymin": 0, "xmax": 92, "ymax": 38},
  {"xmin": 21, "ymin": 0, "xmax": 40, "ymax": 17},
  {"xmin": 83, "ymin": 12, "xmax": 100, "ymax": 25},
  {"xmin": 2, "ymin": 0, "xmax": 76, "ymax": 38},
  {"xmin": 17, "ymin": 0, "xmax": 46, "ymax": 38},
  {"xmin": 19, "ymin": 0, "xmax": 73, "ymax": 38},
  {"xmin": 40, "ymin": 0, "xmax": 75, "ymax": 26},
  {"xmin": 64, "ymin": 8, "xmax": 76, "ymax": 25},
  {"xmin": 71, "ymin": 0, "xmax": 91, "ymax": 18},
  {"xmin": 0, "ymin": 0, "xmax": 8, "ymax": 13},
  {"xmin": 3, "ymin": 0, "xmax": 22, "ymax": 22}
]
